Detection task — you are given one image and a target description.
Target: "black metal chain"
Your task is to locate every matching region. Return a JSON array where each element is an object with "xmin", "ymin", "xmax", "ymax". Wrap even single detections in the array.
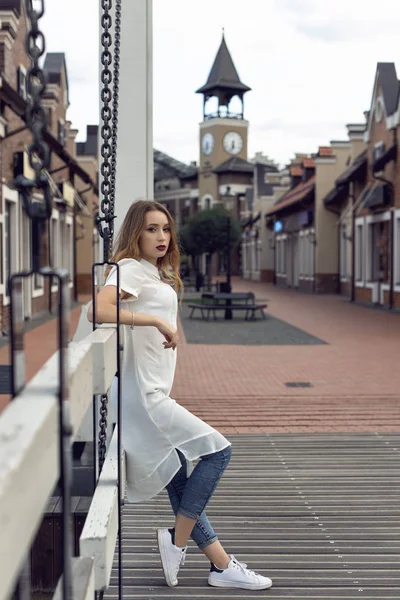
[
  {"xmin": 96, "ymin": 0, "xmax": 122, "ymax": 262},
  {"xmin": 110, "ymin": 0, "xmax": 121, "ymax": 213},
  {"xmin": 14, "ymin": 0, "xmax": 52, "ymax": 223},
  {"xmin": 97, "ymin": 0, "xmax": 122, "ymax": 474},
  {"xmin": 98, "ymin": 394, "xmax": 109, "ymax": 472}
]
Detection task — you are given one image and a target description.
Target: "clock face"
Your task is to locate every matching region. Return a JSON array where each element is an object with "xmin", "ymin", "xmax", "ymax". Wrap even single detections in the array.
[
  {"xmin": 223, "ymin": 131, "xmax": 243, "ymax": 155},
  {"xmin": 202, "ymin": 132, "xmax": 214, "ymax": 156}
]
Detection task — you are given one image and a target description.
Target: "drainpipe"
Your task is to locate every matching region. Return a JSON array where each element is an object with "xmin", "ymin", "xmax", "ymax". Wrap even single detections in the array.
[
  {"xmin": 70, "ymin": 167, "xmax": 78, "ymax": 303},
  {"xmin": 390, "ymin": 209, "xmax": 395, "ymax": 309},
  {"xmin": 312, "ymin": 232, "xmax": 316, "ymax": 293}
]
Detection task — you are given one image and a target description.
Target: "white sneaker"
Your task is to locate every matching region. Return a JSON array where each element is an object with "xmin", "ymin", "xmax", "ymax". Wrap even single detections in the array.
[
  {"xmin": 208, "ymin": 555, "xmax": 273, "ymax": 590},
  {"xmin": 157, "ymin": 528, "xmax": 187, "ymax": 587}
]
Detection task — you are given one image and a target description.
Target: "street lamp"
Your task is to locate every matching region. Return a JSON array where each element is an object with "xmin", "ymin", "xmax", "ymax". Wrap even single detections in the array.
[{"xmin": 222, "ymin": 187, "xmax": 236, "ymax": 319}]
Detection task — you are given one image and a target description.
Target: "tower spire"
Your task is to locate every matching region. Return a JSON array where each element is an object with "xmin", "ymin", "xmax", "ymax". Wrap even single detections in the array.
[{"xmin": 196, "ymin": 33, "xmax": 251, "ymax": 119}]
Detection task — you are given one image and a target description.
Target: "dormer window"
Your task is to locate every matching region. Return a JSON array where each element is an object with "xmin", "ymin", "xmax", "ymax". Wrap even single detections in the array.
[{"xmin": 18, "ymin": 66, "xmax": 27, "ymax": 100}]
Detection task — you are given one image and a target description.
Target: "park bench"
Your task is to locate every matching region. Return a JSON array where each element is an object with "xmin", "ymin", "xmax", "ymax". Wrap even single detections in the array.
[{"xmin": 188, "ymin": 292, "xmax": 267, "ymax": 321}]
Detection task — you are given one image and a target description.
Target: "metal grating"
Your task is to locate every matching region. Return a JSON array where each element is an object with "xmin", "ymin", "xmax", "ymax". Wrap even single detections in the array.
[
  {"xmin": 0, "ymin": 365, "xmax": 12, "ymax": 394},
  {"xmin": 285, "ymin": 382, "xmax": 313, "ymax": 388},
  {"xmin": 105, "ymin": 433, "xmax": 400, "ymax": 598}
]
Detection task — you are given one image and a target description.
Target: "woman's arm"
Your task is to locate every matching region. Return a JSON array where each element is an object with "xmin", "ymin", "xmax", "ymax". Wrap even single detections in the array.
[
  {"xmin": 87, "ymin": 285, "xmax": 157, "ymax": 327},
  {"xmin": 87, "ymin": 285, "xmax": 179, "ymax": 349}
]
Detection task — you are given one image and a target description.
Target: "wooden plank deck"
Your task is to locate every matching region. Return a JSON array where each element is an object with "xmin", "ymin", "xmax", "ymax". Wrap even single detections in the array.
[{"xmin": 105, "ymin": 433, "xmax": 400, "ymax": 598}]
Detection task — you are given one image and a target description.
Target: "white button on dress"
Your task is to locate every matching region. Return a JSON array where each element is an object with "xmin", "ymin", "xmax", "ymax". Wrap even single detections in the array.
[{"xmin": 105, "ymin": 258, "xmax": 231, "ymax": 503}]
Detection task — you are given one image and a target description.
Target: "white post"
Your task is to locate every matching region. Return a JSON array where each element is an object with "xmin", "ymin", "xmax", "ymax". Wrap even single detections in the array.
[{"xmin": 99, "ymin": 0, "xmax": 153, "ymax": 238}]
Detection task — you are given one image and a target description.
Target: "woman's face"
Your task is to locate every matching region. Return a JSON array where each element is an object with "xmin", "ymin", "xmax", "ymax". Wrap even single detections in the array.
[{"xmin": 139, "ymin": 210, "xmax": 171, "ymax": 265}]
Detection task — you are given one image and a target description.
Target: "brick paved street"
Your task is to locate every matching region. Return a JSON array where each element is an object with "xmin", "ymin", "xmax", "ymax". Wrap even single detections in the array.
[
  {"xmin": 173, "ymin": 278, "xmax": 400, "ymax": 434},
  {"xmin": 1, "ymin": 282, "xmax": 399, "ymax": 433}
]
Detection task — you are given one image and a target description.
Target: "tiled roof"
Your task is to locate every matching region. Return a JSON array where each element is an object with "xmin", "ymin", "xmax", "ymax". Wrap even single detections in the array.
[
  {"xmin": 267, "ymin": 176, "xmax": 315, "ymax": 216},
  {"xmin": 214, "ymin": 156, "xmax": 254, "ymax": 174},
  {"xmin": 154, "ymin": 149, "xmax": 197, "ymax": 181}
]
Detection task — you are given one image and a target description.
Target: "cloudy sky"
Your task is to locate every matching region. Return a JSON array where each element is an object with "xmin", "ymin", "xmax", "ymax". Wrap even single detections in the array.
[{"xmin": 42, "ymin": 0, "xmax": 400, "ymax": 168}]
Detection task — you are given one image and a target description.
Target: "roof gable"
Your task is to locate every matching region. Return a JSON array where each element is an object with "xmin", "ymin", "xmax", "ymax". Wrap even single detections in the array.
[{"xmin": 366, "ymin": 62, "xmax": 399, "ymax": 139}]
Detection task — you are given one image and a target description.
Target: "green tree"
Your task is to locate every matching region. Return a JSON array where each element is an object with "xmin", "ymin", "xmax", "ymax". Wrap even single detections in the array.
[{"xmin": 179, "ymin": 204, "xmax": 241, "ymax": 269}]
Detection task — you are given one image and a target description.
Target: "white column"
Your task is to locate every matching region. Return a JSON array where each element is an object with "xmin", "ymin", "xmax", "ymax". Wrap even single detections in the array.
[{"xmin": 100, "ymin": 0, "xmax": 153, "ymax": 237}]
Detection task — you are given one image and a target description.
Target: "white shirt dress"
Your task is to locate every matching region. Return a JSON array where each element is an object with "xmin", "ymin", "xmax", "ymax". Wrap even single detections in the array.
[{"xmin": 105, "ymin": 258, "xmax": 231, "ymax": 503}]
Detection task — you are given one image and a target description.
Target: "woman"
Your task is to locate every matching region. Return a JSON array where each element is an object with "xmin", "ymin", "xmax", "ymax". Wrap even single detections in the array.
[{"xmin": 89, "ymin": 200, "xmax": 272, "ymax": 591}]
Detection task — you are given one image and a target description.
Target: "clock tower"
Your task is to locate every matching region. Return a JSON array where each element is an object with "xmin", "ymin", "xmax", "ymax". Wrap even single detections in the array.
[{"xmin": 196, "ymin": 33, "xmax": 251, "ymax": 207}]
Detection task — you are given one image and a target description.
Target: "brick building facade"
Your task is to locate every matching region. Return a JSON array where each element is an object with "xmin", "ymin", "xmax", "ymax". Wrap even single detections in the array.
[
  {"xmin": 0, "ymin": 1, "xmax": 98, "ymax": 333},
  {"xmin": 324, "ymin": 63, "xmax": 400, "ymax": 310}
]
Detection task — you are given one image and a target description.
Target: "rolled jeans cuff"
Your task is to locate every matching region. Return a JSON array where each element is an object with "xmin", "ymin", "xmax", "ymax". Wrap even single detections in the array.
[
  {"xmin": 198, "ymin": 535, "xmax": 218, "ymax": 550},
  {"xmin": 177, "ymin": 507, "xmax": 199, "ymax": 520}
]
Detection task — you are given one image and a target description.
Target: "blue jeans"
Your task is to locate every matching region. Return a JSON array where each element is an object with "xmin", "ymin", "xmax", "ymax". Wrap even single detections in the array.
[{"xmin": 166, "ymin": 445, "xmax": 232, "ymax": 550}]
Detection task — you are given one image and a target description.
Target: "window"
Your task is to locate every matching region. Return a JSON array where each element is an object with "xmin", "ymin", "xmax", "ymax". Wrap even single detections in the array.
[
  {"xmin": 58, "ymin": 119, "xmax": 66, "ymax": 146},
  {"xmin": 5, "ymin": 202, "xmax": 13, "ymax": 287},
  {"xmin": 276, "ymin": 237, "xmax": 286, "ymax": 275},
  {"xmin": 18, "ymin": 66, "xmax": 27, "ymax": 100},
  {"xmin": 355, "ymin": 222, "xmax": 364, "ymax": 282},
  {"xmin": 369, "ymin": 220, "xmax": 390, "ymax": 283},
  {"xmin": 50, "ymin": 217, "xmax": 58, "ymax": 267},
  {"xmin": 299, "ymin": 235, "xmax": 304, "ymax": 276},
  {"xmin": 299, "ymin": 230, "xmax": 314, "ymax": 277},
  {"xmin": 45, "ymin": 106, "xmax": 53, "ymax": 130},
  {"xmin": 372, "ymin": 142, "xmax": 385, "ymax": 164},
  {"xmin": 66, "ymin": 222, "xmax": 73, "ymax": 282}
]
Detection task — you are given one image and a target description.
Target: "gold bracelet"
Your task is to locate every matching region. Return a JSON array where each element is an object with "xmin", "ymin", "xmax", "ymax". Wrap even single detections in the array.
[{"xmin": 130, "ymin": 311, "xmax": 135, "ymax": 330}]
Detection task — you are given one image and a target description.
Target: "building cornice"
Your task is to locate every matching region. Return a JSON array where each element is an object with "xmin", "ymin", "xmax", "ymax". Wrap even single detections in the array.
[
  {"xmin": 314, "ymin": 157, "xmax": 337, "ymax": 165},
  {"xmin": 0, "ymin": 11, "xmax": 19, "ymax": 39},
  {"xmin": 200, "ymin": 118, "xmax": 249, "ymax": 130}
]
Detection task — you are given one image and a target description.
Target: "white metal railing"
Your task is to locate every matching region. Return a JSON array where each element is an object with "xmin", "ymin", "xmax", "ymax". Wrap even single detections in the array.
[{"xmin": 0, "ymin": 324, "xmax": 124, "ymax": 599}]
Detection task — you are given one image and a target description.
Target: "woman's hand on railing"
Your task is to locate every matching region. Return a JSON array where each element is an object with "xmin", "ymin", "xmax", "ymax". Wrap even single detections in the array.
[{"xmin": 156, "ymin": 318, "xmax": 179, "ymax": 350}]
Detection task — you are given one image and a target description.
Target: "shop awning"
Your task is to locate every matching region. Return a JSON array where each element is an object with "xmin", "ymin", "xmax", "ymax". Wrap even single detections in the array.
[
  {"xmin": 359, "ymin": 182, "xmax": 391, "ymax": 210},
  {"xmin": 373, "ymin": 143, "xmax": 397, "ymax": 173},
  {"xmin": 324, "ymin": 183, "xmax": 349, "ymax": 208},
  {"xmin": 0, "ymin": 77, "xmax": 98, "ymax": 192},
  {"xmin": 335, "ymin": 151, "xmax": 367, "ymax": 186}
]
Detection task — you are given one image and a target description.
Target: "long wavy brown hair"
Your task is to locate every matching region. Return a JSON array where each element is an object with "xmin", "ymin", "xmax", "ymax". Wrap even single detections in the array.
[{"xmin": 105, "ymin": 200, "xmax": 184, "ymax": 301}]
